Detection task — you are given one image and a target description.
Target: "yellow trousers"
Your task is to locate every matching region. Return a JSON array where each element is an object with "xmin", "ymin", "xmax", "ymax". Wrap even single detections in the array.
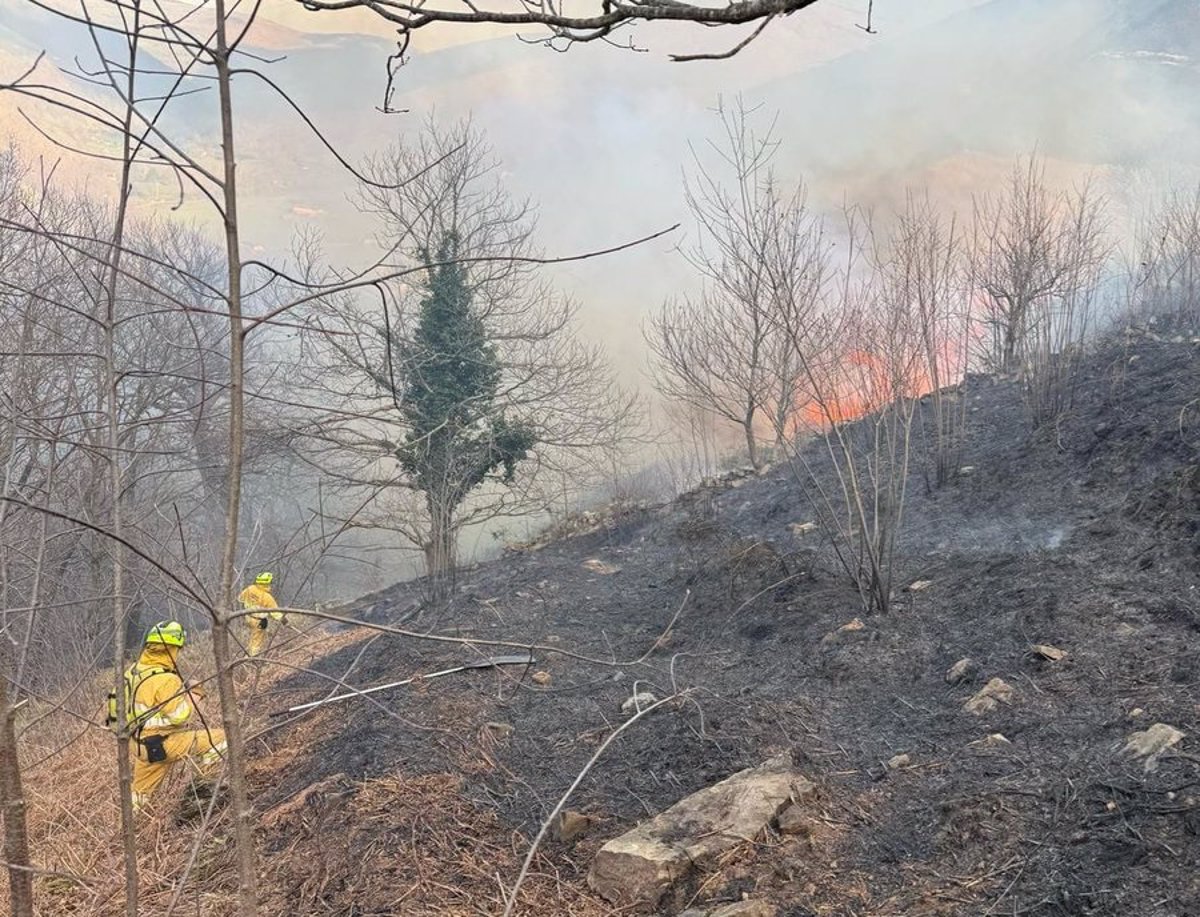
[
  {"xmin": 131, "ymin": 727, "xmax": 226, "ymax": 811},
  {"xmin": 246, "ymin": 614, "xmax": 272, "ymax": 657}
]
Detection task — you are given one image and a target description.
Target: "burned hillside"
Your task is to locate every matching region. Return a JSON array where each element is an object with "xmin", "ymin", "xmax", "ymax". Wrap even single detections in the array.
[{"xmin": 247, "ymin": 332, "xmax": 1200, "ymax": 916}]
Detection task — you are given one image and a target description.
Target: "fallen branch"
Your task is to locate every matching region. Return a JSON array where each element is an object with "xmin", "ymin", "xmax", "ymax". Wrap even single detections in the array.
[
  {"xmin": 239, "ymin": 593, "xmax": 688, "ymax": 669},
  {"xmin": 267, "ymin": 655, "xmax": 535, "ymax": 717}
]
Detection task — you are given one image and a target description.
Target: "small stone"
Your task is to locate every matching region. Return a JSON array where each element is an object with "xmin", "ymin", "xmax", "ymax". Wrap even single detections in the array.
[
  {"xmin": 959, "ymin": 465, "xmax": 976, "ymax": 475},
  {"xmin": 789, "ymin": 522, "xmax": 818, "ymax": 536},
  {"xmin": 968, "ymin": 733, "xmax": 1012, "ymax": 748},
  {"xmin": 1122, "ymin": 723, "xmax": 1184, "ymax": 772},
  {"xmin": 776, "ymin": 802, "xmax": 812, "ymax": 837},
  {"xmin": 887, "ymin": 753, "xmax": 911, "ymax": 770},
  {"xmin": 582, "ymin": 558, "xmax": 621, "ymax": 575},
  {"xmin": 1030, "ymin": 644, "xmax": 1067, "ymax": 661},
  {"xmin": 821, "ymin": 617, "xmax": 866, "ymax": 645},
  {"xmin": 908, "ymin": 580, "xmax": 934, "ymax": 592},
  {"xmin": 964, "ymin": 678, "xmax": 1015, "ymax": 715},
  {"xmin": 1129, "ymin": 707, "xmax": 1144, "ymax": 719},
  {"xmin": 1106, "ymin": 800, "xmax": 1118, "ymax": 811},
  {"xmin": 553, "ymin": 810, "xmax": 598, "ymax": 844},
  {"xmin": 621, "ymin": 692, "xmax": 659, "ymax": 714},
  {"xmin": 531, "ymin": 671, "xmax": 552, "ymax": 686},
  {"xmin": 945, "ymin": 657, "xmax": 978, "ymax": 685},
  {"xmin": 710, "ymin": 902, "xmax": 776, "ymax": 917},
  {"xmin": 485, "ymin": 721, "xmax": 513, "ymax": 740}
]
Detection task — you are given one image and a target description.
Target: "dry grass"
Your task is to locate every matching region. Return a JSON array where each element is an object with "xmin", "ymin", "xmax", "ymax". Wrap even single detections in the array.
[
  {"xmin": 258, "ymin": 771, "xmax": 609, "ymax": 917},
  {"xmin": 4, "ymin": 620, "xmax": 375, "ymax": 917},
  {"xmin": 5, "ymin": 618, "xmax": 619, "ymax": 916}
]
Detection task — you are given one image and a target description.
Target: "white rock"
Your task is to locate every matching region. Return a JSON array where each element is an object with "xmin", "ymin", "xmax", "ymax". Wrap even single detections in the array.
[
  {"xmin": 821, "ymin": 617, "xmax": 866, "ymax": 645},
  {"xmin": 620, "ymin": 692, "xmax": 659, "ymax": 714},
  {"xmin": 582, "ymin": 558, "xmax": 621, "ymax": 575},
  {"xmin": 1030, "ymin": 644, "xmax": 1067, "ymax": 661},
  {"xmin": 964, "ymin": 678, "xmax": 1014, "ymax": 715},
  {"xmin": 1122, "ymin": 723, "xmax": 1184, "ymax": 772},
  {"xmin": 969, "ymin": 733, "xmax": 1012, "ymax": 748},
  {"xmin": 945, "ymin": 657, "xmax": 978, "ymax": 685}
]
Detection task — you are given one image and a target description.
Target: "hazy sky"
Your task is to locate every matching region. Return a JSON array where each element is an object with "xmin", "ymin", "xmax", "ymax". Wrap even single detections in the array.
[{"xmin": 2, "ymin": 0, "xmax": 1197, "ymax": 381}]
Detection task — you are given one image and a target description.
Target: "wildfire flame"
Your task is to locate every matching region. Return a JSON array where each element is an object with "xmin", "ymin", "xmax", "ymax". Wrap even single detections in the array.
[{"xmin": 792, "ymin": 340, "xmax": 964, "ymax": 431}]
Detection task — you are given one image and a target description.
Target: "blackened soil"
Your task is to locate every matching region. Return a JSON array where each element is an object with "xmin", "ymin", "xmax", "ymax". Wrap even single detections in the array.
[{"xmin": 258, "ymin": 334, "xmax": 1200, "ymax": 916}]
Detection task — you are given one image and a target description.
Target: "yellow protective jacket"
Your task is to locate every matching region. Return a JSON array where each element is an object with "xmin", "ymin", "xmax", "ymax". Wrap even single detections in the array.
[
  {"xmin": 238, "ymin": 583, "xmax": 282, "ymax": 620},
  {"xmin": 129, "ymin": 645, "xmax": 194, "ymax": 736}
]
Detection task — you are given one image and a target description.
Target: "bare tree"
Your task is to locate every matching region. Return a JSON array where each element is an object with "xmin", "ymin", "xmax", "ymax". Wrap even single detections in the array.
[
  {"xmin": 1130, "ymin": 184, "xmax": 1200, "ymax": 328},
  {"xmin": 0, "ymin": 152, "xmax": 38, "ymax": 917},
  {"xmin": 650, "ymin": 99, "xmax": 826, "ymax": 470},
  {"xmin": 778, "ymin": 208, "xmax": 924, "ymax": 614},
  {"xmin": 0, "ymin": 2, "xmax": 303, "ymax": 909},
  {"xmin": 301, "ymin": 120, "xmax": 638, "ymax": 596},
  {"xmin": 891, "ymin": 192, "xmax": 970, "ymax": 489},
  {"xmin": 0, "ymin": 150, "xmax": 89, "ymax": 917},
  {"xmin": 1018, "ymin": 179, "xmax": 1109, "ymax": 428},
  {"xmin": 973, "ymin": 157, "xmax": 1108, "ymax": 375},
  {"xmin": 649, "ymin": 290, "xmax": 772, "ymax": 469}
]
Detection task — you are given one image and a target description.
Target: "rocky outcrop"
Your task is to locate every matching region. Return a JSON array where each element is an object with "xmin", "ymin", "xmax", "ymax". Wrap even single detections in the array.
[{"xmin": 587, "ymin": 754, "xmax": 813, "ymax": 910}]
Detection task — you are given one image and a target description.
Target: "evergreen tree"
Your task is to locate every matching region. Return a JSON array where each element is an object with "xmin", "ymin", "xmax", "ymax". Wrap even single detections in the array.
[{"xmin": 398, "ymin": 232, "xmax": 536, "ymax": 584}]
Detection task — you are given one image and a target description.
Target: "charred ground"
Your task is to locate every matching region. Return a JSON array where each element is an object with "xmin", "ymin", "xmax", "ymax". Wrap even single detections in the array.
[{"xmin": 253, "ymin": 333, "xmax": 1200, "ymax": 916}]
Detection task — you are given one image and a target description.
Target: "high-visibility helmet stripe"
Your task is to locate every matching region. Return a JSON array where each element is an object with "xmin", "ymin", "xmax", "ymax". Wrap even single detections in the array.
[{"xmin": 145, "ymin": 621, "xmax": 186, "ymax": 647}]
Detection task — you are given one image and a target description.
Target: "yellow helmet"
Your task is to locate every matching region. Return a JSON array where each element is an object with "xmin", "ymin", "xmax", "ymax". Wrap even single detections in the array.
[
  {"xmin": 255, "ymin": 571, "xmax": 274, "ymax": 586},
  {"xmin": 145, "ymin": 620, "xmax": 186, "ymax": 648}
]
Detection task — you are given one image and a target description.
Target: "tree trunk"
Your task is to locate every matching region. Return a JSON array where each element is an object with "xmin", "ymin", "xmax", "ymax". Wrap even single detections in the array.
[
  {"xmin": 101, "ymin": 8, "xmax": 143, "ymax": 909},
  {"xmin": 1001, "ymin": 327, "xmax": 1017, "ymax": 374},
  {"xmin": 743, "ymin": 409, "xmax": 761, "ymax": 470},
  {"xmin": 424, "ymin": 493, "xmax": 457, "ymax": 603},
  {"xmin": 212, "ymin": 6, "xmax": 258, "ymax": 914},
  {"xmin": 1001, "ymin": 296, "xmax": 1026, "ymax": 374},
  {"xmin": 0, "ymin": 667, "xmax": 34, "ymax": 917}
]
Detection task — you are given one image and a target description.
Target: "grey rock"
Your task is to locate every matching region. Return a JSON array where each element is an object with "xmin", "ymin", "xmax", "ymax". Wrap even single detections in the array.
[
  {"xmin": 621, "ymin": 692, "xmax": 659, "ymax": 714},
  {"xmin": 588, "ymin": 754, "xmax": 812, "ymax": 909}
]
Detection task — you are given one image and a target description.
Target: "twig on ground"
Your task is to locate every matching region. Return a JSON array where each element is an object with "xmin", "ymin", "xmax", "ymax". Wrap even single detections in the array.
[{"xmin": 501, "ymin": 690, "xmax": 692, "ymax": 917}]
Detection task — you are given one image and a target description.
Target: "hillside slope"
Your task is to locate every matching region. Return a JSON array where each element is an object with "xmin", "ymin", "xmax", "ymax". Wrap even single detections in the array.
[{"xmin": 254, "ymin": 333, "xmax": 1200, "ymax": 916}]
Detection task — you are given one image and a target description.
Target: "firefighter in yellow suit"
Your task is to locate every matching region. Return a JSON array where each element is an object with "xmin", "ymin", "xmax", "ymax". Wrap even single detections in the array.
[
  {"xmin": 238, "ymin": 571, "xmax": 285, "ymax": 657},
  {"xmin": 127, "ymin": 621, "xmax": 226, "ymax": 812}
]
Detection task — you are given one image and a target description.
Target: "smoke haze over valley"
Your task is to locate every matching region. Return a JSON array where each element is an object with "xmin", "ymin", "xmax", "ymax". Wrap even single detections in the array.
[{"xmin": 6, "ymin": 0, "xmax": 1198, "ymax": 380}]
